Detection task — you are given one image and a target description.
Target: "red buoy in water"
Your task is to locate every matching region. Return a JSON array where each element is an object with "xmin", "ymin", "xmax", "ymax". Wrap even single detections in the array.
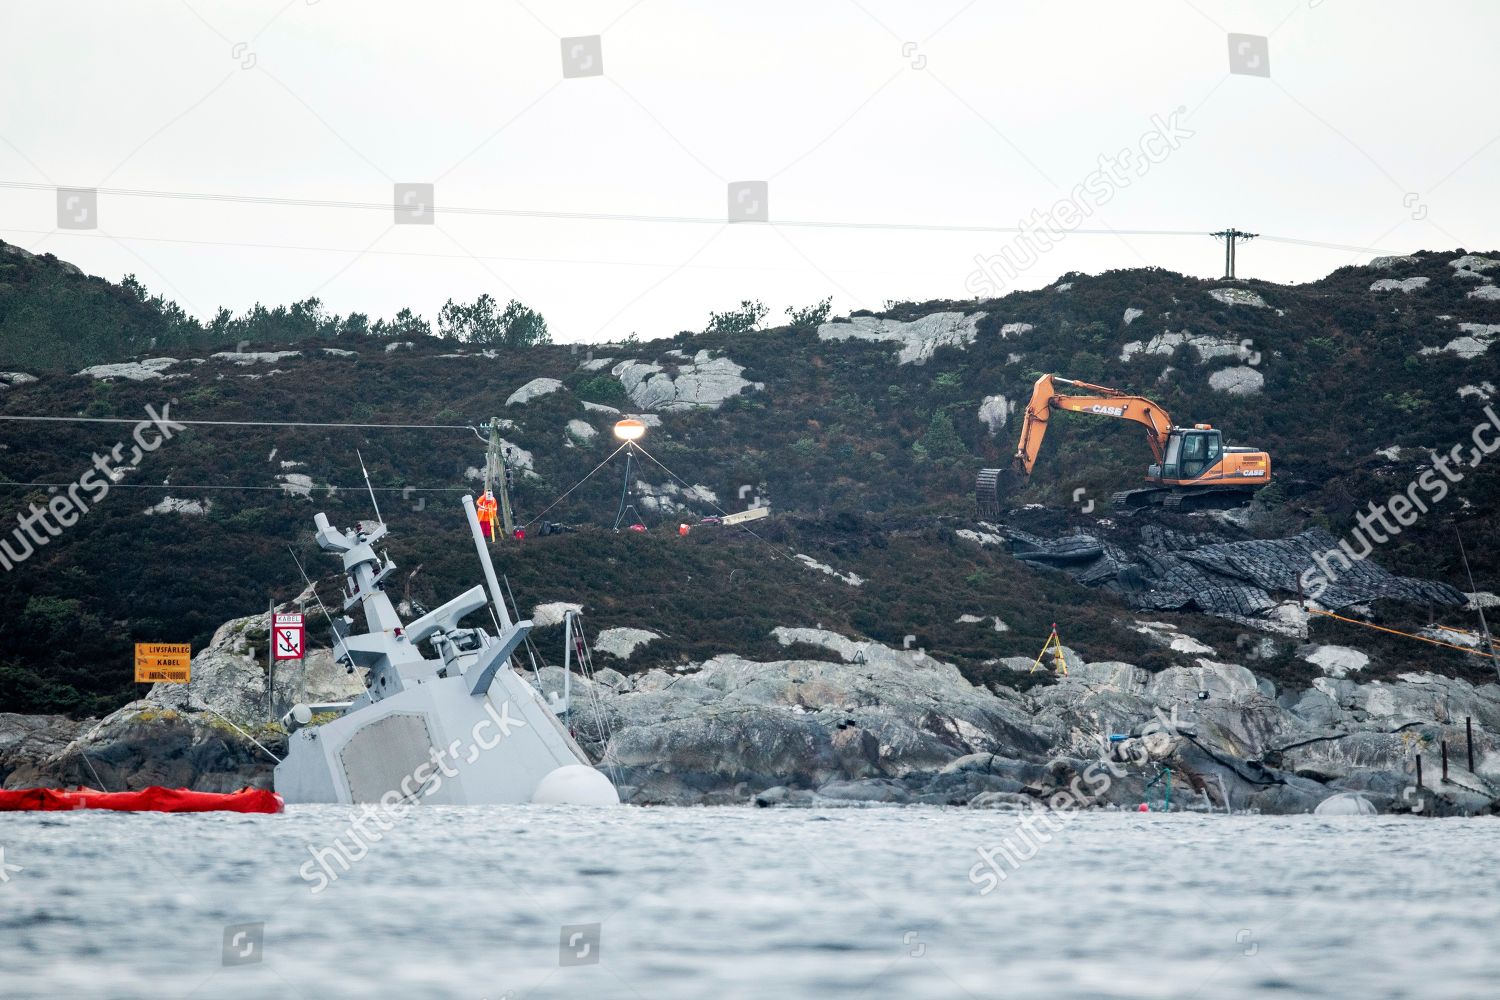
[{"xmin": 1137, "ymin": 803, "xmax": 1150, "ymax": 812}]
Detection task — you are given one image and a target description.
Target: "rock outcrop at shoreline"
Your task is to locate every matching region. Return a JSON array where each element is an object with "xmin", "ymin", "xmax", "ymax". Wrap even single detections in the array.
[
  {"xmin": 0, "ymin": 611, "xmax": 361, "ymax": 793},
  {"xmin": 5, "ymin": 618, "xmax": 1497, "ymax": 816},
  {"xmin": 557, "ymin": 628, "xmax": 1498, "ymax": 815}
]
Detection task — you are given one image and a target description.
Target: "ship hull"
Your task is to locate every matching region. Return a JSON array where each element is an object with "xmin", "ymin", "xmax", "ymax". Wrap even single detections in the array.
[{"xmin": 275, "ymin": 667, "xmax": 615, "ymax": 805}]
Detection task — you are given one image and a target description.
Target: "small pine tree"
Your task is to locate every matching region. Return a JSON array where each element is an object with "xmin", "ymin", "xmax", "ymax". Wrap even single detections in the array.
[
  {"xmin": 374, "ymin": 307, "xmax": 432, "ymax": 339},
  {"xmin": 704, "ymin": 300, "xmax": 767, "ymax": 334},
  {"xmin": 436, "ymin": 295, "xmax": 549, "ymax": 346},
  {"xmin": 785, "ymin": 297, "xmax": 832, "ymax": 329},
  {"xmin": 921, "ymin": 411, "xmax": 967, "ymax": 459}
]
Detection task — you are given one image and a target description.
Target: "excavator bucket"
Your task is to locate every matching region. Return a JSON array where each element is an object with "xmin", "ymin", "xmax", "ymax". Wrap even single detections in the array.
[{"xmin": 975, "ymin": 468, "xmax": 1014, "ymax": 517}]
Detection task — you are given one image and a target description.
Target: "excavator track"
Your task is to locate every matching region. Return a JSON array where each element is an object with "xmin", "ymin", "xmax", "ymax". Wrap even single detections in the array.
[
  {"xmin": 1163, "ymin": 486, "xmax": 1257, "ymax": 512},
  {"xmin": 1113, "ymin": 485, "xmax": 1258, "ymax": 512},
  {"xmin": 1112, "ymin": 488, "xmax": 1167, "ymax": 509}
]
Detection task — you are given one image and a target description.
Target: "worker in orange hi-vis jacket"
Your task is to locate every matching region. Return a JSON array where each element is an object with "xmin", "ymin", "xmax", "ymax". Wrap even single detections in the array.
[{"xmin": 476, "ymin": 492, "xmax": 498, "ymax": 539}]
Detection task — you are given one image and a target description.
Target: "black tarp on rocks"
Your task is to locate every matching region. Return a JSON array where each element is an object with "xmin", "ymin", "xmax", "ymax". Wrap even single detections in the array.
[
  {"xmin": 1139, "ymin": 524, "xmax": 1233, "ymax": 551},
  {"xmin": 995, "ymin": 524, "xmax": 1466, "ymax": 619},
  {"xmin": 1075, "ymin": 542, "xmax": 1135, "ymax": 587},
  {"xmin": 1129, "ymin": 549, "xmax": 1279, "ymax": 616},
  {"xmin": 1179, "ymin": 529, "xmax": 1466, "ymax": 610},
  {"xmin": 1005, "ymin": 529, "xmax": 1104, "ymax": 564}
]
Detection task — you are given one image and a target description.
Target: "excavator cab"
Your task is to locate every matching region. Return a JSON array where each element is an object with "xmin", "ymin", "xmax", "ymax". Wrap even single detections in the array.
[{"xmin": 1153, "ymin": 425, "xmax": 1222, "ymax": 482}]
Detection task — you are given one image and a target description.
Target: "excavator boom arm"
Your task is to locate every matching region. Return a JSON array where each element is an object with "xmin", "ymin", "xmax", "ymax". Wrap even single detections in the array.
[{"xmin": 1011, "ymin": 374, "xmax": 1175, "ymax": 475}]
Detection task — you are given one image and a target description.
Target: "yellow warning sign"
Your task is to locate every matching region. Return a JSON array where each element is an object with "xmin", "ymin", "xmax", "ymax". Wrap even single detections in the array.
[{"xmin": 134, "ymin": 643, "xmax": 191, "ymax": 684}]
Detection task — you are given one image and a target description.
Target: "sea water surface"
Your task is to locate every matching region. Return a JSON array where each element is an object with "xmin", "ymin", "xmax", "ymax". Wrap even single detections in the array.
[{"xmin": 2, "ymin": 806, "xmax": 1497, "ymax": 999}]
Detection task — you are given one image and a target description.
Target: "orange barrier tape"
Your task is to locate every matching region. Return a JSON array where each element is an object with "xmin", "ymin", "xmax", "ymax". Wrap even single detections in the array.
[{"xmin": 1306, "ymin": 608, "xmax": 1497, "ymax": 659}]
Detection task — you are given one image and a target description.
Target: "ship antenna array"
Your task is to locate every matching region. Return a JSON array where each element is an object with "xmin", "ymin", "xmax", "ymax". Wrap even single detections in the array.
[{"xmin": 355, "ymin": 449, "xmax": 383, "ymax": 524}]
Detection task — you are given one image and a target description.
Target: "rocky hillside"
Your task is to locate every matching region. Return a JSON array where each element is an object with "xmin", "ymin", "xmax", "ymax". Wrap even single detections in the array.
[{"xmin": 1, "ymin": 244, "xmax": 1498, "ymax": 720}]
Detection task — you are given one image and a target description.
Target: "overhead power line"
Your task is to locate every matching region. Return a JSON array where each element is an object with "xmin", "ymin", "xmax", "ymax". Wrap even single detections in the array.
[
  {"xmin": 0, "ymin": 179, "xmax": 1401, "ymax": 255},
  {"xmin": 0, "ymin": 225, "xmax": 841, "ymax": 274},
  {"xmin": 0, "ymin": 414, "xmax": 486, "ymax": 496},
  {"xmin": 0, "ymin": 414, "xmax": 484, "ymax": 437},
  {"xmin": 0, "ymin": 481, "xmax": 468, "ymax": 494},
  {"xmin": 1255, "ymin": 234, "xmax": 1404, "ymax": 255},
  {"xmin": 0, "ymin": 178, "xmax": 1189, "ymax": 234}
]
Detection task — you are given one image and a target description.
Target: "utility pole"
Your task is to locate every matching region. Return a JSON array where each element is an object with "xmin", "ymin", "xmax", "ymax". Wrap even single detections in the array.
[
  {"xmin": 1211, "ymin": 228, "xmax": 1258, "ymax": 279},
  {"xmin": 484, "ymin": 418, "xmax": 516, "ymax": 540},
  {"xmin": 267, "ymin": 597, "xmax": 275, "ymax": 720}
]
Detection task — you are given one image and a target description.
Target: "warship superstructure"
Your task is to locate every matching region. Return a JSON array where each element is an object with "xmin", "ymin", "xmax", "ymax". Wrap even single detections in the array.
[{"xmin": 274, "ymin": 495, "xmax": 618, "ymax": 806}]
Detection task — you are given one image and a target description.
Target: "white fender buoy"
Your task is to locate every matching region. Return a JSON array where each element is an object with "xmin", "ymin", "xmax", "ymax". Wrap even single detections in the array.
[
  {"xmin": 1314, "ymin": 792, "xmax": 1376, "ymax": 816},
  {"xmin": 531, "ymin": 765, "xmax": 620, "ymax": 806}
]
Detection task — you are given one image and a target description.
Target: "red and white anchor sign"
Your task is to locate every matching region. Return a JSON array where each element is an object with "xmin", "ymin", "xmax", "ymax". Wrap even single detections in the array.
[{"xmin": 273, "ymin": 613, "xmax": 305, "ymax": 661}]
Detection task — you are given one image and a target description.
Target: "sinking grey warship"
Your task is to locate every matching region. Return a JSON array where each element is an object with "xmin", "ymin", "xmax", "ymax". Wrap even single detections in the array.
[{"xmin": 273, "ymin": 494, "xmax": 619, "ymax": 806}]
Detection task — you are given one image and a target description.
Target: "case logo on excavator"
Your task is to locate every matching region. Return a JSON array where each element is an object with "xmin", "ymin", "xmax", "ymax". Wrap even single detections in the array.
[{"xmin": 1088, "ymin": 405, "xmax": 1125, "ymax": 417}]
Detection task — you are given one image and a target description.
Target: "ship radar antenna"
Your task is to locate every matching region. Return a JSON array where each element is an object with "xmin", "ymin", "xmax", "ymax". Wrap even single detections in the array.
[{"xmin": 356, "ymin": 449, "xmax": 384, "ymax": 525}]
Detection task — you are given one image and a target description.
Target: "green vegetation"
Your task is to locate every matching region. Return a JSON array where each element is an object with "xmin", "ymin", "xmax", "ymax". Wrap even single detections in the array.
[
  {"xmin": 0, "ymin": 240, "xmax": 550, "ymax": 370},
  {"xmin": 785, "ymin": 297, "xmax": 832, "ymax": 329},
  {"xmin": 575, "ymin": 374, "xmax": 627, "ymax": 407},
  {"xmin": 919, "ymin": 411, "xmax": 967, "ymax": 460},
  {"xmin": 436, "ymin": 295, "xmax": 550, "ymax": 346},
  {"xmin": 704, "ymin": 299, "xmax": 767, "ymax": 334}
]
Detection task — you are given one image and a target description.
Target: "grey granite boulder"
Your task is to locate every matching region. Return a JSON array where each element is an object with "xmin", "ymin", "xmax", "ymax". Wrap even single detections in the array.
[
  {"xmin": 611, "ymin": 352, "xmax": 759, "ymax": 410},
  {"xmin": 0, "ymin": 713, "xmax": 86, "ymax": 788},
  {"xmin": 817, "ymin": 313, "xmax": 986, "ymax": 366}
]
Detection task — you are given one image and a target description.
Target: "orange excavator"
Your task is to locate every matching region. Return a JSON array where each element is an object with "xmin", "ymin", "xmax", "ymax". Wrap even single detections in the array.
[{"xmin": 976, "ymin": 373, "xmax": 1272, "ymax": 514}]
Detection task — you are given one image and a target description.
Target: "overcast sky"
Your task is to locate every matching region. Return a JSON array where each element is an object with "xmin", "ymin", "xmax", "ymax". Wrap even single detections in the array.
[{"xmin": 2, "ymin": 0, "xmax": 1497, "ymax": 343}]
